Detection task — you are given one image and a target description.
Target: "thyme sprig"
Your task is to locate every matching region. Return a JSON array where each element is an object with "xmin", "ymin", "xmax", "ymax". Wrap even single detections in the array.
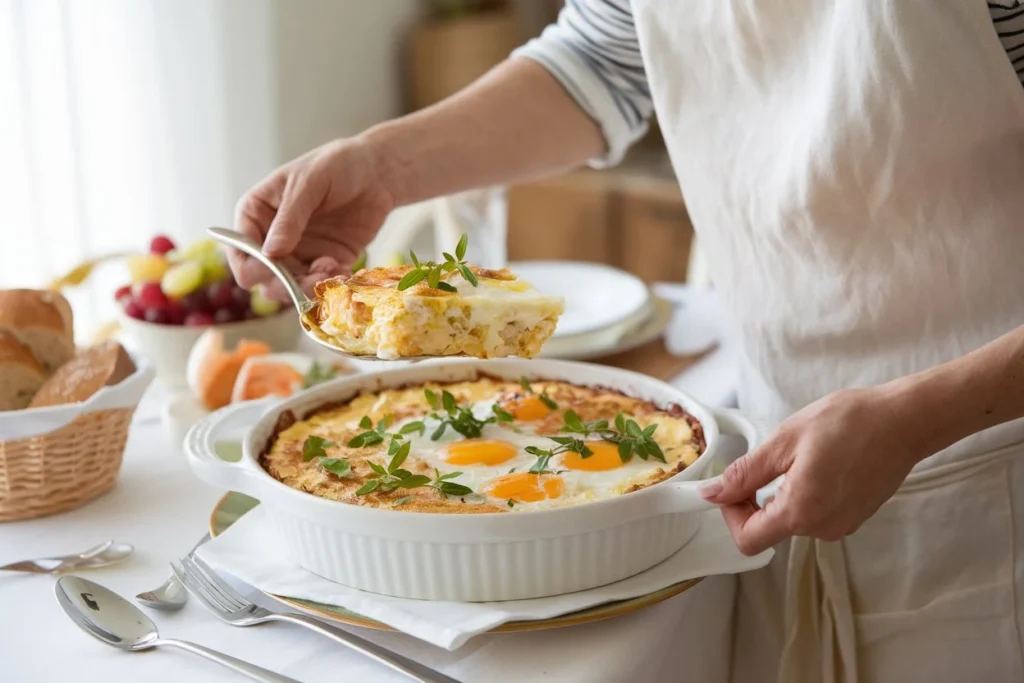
[
  {"xmin": 519, "ymin": 377, "xmax": 558, "ymax": 410},
  {"xmin": 422, "ymin": 388, "xmax": 514, "ymax": 440},
  {"xmin": 396, "ymin": 233, "xmax": 478, "ymax": 292}
]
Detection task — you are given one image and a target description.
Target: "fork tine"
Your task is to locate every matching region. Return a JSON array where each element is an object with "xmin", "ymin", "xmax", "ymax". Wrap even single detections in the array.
[
  {"xmin": 178, "ymin": 556, "xmax": 243, "ymax": 613},
  {"xmin": 185, "ymin": 554, "xmax": 249, "ymax": 611},
  {"xmin": 171, "ymin": 561, "xmax": 234, "ymax": 616}
]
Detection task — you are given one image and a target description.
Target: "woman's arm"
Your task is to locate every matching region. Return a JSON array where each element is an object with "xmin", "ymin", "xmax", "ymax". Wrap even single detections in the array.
[{"xmin": 701, "ymin": 324, "xmax": 1024, "ymax": 555}]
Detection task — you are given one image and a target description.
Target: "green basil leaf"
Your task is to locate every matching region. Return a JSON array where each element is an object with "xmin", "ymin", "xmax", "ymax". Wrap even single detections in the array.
[
  {"xmin": 646, "ymin": 440, "xmax": 666, "ymax": 463},
  {"xmin": 455, "ymin": 232, "xmax": 468, "ymax": 260},
  {"xmin": 618, "ymin": 440, "xmax": 633, "ymax": 462},
  {"xmin": 615, "ymin": 412, "xmax": 627, "ymax": 433},
  {"xmin": 387, "ymin": 438, "xmax": 401, "ymax": 455},
  {"xmin": 436, "ymin": 281, "xmax": 458, "ymax": 293},
  {"xmin": 457, "ymin": 263, "xmax": 478, "ymax": 287},
  {"xmin": 642, "ymin": 423, "xmax": 658, "ymax": 438},
  {"xmin": 409, "ymin": 250, "xmax": 420, "ymax": 267},
  {"xmin": 397, "ymin": 268, "xmax": 427, "ymax": 290},
  {"xmin": 539, "ymin": 393, "xmax": 558, "ymax": 410},
  {"xmin": 491, "ymin": 404, "xmax": 514, "ymax": 422},
  {"xmin": 550, "ymin": 436, "xmax": 575, "ymax": 445},
  {"xmin": 358, "ymin": 416, "xmax": 373, "ymax": 430},
  {"xmin": 430, "ymin": 422, "xmax": 447, "ymax": 440},
  {"xmin": 389, "ymin": 440, "xmax": 411, "ymax": 472},
  {"xmin": 302, "ymin": 435, "xmax": 335, "ymax": 461},
  {"xmin": 529, "ymin": 453, "xmax": 552, "ymax": 474},
  {"xmin": 394, "ymin": 495, "xmax": 414, "ymax": 507},
  {"xmin": 379, "ymin": 479, "xmax": 401, "ymax": 492},
  {"xmin": 424, "ymin": 388, "xmax": 439, "ymax": 409},
  {"xmin": 438, "ymin": 471, "xmax": 463, "ymax": 481},
  {"xmin": 563, "ymin": 410, "xmax": 584, "ymax": 431},
  {"xmin": 398, "ymin": 475, "xmax": 432, "ymax": 489},
  {"xmin": 427, "ymin": 264, "xmax": 441, "ymax": 289},
  {"xmin": 438, "ymin": 481, "xmax": 473, "ymax": 497},
  {"xmin": 351, "ymin": 251, "xmax": 367, "ymax": 273},
  {"xmin": 399, "ymin": 420, "xmax": 425, "ymax": 435},
  {"xmin": 442, "ymin": 391, "xmax": 458, "ymax": 414},
  {"xmin": 368, "ymin": 461, "xmax": 388, "ymax": 476},
  {"xmin": 356, "ymin": 480, "xmax": 379, "ymax": 495},
  {"xmin": 319, "ymin": 458, "xmax": 351, "ymax": 477},
  {"xmin": 591, "ymin": 419, "xmax": 609, "ymax": 432},
  {"xmin": 524, "ymin": 446, "xmax": 546, "ymax": 456},
  {"xmin": 376, "ymin": 415, "xmax": 392, "ymax": 431},
  {"xmin": 443, "ymin": 252, "xmax": 456, "ymax": 263},
  {"xmin": 392, "ymin": 468, "xmax": 413, "ymax": 479},
  {"xmin": 578, "ymin": 444, "xmax": 594, "ymax": 458},
  {"xmin": 626, "ymin": 420, "xmax": 643, "ymax": 438}
]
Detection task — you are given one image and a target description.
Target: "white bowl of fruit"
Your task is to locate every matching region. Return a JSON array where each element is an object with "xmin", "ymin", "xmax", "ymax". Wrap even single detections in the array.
[{"xmin": 115, "ymin": 234, "xmax": 300, "ymax": 388}]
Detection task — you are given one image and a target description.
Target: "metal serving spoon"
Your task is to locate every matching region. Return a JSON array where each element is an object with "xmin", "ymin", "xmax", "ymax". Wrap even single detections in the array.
[
  {"xmin": 135, "ymin": 533, "xmax": 211, "ymax": 611},
  {"xmin": 0, "ymin": 540, "xmax": 133, "ymax": 574},
  {"xmin": 207, "ymin": 226, "xmax": 433, "ymax": 362},
  {"xmin": 56, "ymin": 576, "xmax": 300, "ymax": 683}
]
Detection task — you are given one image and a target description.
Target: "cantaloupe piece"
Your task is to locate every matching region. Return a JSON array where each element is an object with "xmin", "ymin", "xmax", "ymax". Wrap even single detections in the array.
[
  {"xmin": 186, "ymin": 330, "xmax": 270, "ymax": 411},
  {"xmin": 231, "ymin": 356, "xmax": 304, "ymax": 403}
]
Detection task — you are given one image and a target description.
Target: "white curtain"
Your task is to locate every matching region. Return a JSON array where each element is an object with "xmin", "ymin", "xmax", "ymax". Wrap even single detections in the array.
[{"xmin": 0, "ymin": 0, "xmax": 278, "ymax": 338}]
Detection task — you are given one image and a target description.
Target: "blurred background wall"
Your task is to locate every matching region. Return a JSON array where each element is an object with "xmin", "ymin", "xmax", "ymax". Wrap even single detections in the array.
[{"xmin": 0, "ymin": 0, "xmax": 700, "ymax": 337}]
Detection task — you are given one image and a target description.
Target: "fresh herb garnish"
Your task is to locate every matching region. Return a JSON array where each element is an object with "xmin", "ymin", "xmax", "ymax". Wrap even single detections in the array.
[
  {"xmin": 354, "ymin": 441, "xmax": 474, "ymax": 498},
  {"xmin": 351, "ymin": 250, "xmax": 367, "ymax": 273},
  {"xmin": 347, "ymin": 415, "xmax": 394, "ymax": 448},
  {"xmin": 302, "ymin": 435, "xmax": 336, "ymax": 461},
  {"xmin": 396, "ymin": 232, "xmax": 478, "ymax": 291},
  {"xmin": 559, "ymin": 410, "xmax": 665, "ymax": 463},
  {"xmin": 393, "ymin": 495, "xmax": 414, "ymax": 507},
  {"xmin": 519, "ymin": 377, "xmax": 559, "ymax": 410},
  {"xmin": 426, "ymin": 389, "xmax": 511, "ymax": 440},
  {"xmin": 301, "ymin": 360, "xmax": 341, "ymax": 389},
  {"xmin": 525, "ymin": 437, "xmax": 592, "ymax": 474},
  {"xmin": 319, "ymin": 458, "xmax": 351, "ymax": 477},
  {"xmin": 507, "ymin": 499, "xmax": 516, "ymax": 508},
  {"xmin": 431, "ymin": 468, "xmax": 473, "ymax": 497}
]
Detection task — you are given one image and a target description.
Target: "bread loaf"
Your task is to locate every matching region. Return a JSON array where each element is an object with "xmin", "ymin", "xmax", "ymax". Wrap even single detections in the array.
[
  {"xmin": 29, "ymin": 340, "xmax": 136, "ymax": 408},
  {"xmin": 0, "ymin": 289, "xmax": 74, "ymax": 374},
  {"xmin": 0, "ymin": 330, "xmax": 47, "ymax": 411}
]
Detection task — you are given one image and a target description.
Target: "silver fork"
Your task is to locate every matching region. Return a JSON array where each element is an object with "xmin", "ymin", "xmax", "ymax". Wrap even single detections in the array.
[{"xmin": 172, "ymin": 554, "xmax": 462, "ymax": 683}]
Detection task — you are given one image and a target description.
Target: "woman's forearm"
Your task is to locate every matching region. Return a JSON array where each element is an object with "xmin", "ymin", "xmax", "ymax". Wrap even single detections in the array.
[
  {"xmin": 884, "ymin": 324, "xmax": 1024, "ymax": 457},
  {"xmin": 360, "ymin": 57, "xmax": 605, "ymax": 207}
]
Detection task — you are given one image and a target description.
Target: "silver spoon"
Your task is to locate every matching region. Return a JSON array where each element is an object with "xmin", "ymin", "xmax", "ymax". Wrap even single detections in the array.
[
  {"xmin": 0, "ymin": 540, "xmax": 133, "ymax": 574},
  {"xmin": 135, "ymin": 533, "xmax": 211, "ymax": 611},
  {"xmin": 55, "ymin": 576, "xmax": 300, "ymax": 683},
  {"xmin": 207, "ymin": 226, "xmax": 433, "ymax": 362}
]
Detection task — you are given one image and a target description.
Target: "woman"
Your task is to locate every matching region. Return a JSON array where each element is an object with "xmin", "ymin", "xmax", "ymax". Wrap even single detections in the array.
[{"xmin": 227, "ymin": 2, "xmax": 1024, "ymax": 680}]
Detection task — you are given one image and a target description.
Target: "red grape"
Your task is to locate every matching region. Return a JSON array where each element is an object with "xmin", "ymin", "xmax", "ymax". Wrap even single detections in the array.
[
  {"xmin": 230, "ymin": 285, "xmax": 251, "ymax": 313},
  {"xmin": 138, "ymin": 282, "xmax": 169, "ymax": 309},
  {"xmin": 144, "ymin": 307, "xmax": 171, "ymax": 324},
  {"xmin": 150, "ymin": 234, "xmax": 176, "ymax": 255},
  {"xmin": 124, "ymin": 301, "xmax": 145, "ymax": 320},
  {"xmin": 213, "ymin": 308, "xmax": 239, "ymax": 324},
  {"xmin": 208, "ymin": 281, "xmax": 235, "ymax": 309},
  {"xmin": 114, "ymin": 284, "xmax": 133, "ymax": 304},
  {"xmin": 184, "ymin": 311, "xmax": 215, "ymax": 326},
  {"xmin": 180, "ymin": 289, "xmax": 211, "ymax": 313},
  {"xmin": 165, "ymin": 300, "xmax": 186, "ymax": 325}
]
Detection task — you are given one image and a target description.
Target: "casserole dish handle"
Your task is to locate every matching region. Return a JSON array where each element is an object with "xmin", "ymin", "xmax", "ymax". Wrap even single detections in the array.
[
  {"xmin": 183, "ymin": 399, "xmax": 275, "ymax": 495},
  {"xmin": 657, "ymin": 408, "xmax": 782, "ymax": 513}
]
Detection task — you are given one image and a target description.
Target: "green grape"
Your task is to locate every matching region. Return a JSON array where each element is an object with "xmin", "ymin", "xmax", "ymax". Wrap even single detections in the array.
[
  {"xmin": 161, "ymin": 260, "xmax": 205, "ymax": 298},
  {"xmin": 250, "ymin": 287, "xmax": 281, "ymax": 316}
]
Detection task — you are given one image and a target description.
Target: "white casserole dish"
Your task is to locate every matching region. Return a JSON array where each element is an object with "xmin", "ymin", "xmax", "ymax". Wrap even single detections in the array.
[{"xmin": 184, "ymin": 359, "xmax": 772, "ymax": 602}]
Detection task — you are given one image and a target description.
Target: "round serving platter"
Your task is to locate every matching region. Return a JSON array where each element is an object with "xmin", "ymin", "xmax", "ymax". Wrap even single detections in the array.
[{"xmin": 208, "ymin": 491, "xmax": 703, "ymax": 633}]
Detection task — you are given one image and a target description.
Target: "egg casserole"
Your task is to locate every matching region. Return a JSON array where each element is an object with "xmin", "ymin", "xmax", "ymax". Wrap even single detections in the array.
[
  {"xmin": 310, "ymin": 265, "xmax": 563, "ymax": 360},
  {"xmin": 260, "ymin": 377, "xmax": 706, "ymax": 514}
]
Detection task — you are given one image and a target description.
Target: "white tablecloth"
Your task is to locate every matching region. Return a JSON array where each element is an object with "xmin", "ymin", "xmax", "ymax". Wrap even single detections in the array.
[{"xmin": 0, "ymin": 285, "xmax": 743, "ymax": 683}]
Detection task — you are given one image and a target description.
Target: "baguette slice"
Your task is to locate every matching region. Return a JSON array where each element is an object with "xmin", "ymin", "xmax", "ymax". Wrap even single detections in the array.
[
  {"xmin": 0, "ymin": 289, "xmax": 74, "ymax": 374},
  {"xmin": 0, "ymin": 330, "xmax": 47, "ymax": 411},
  {"xmin": 29, "ymin": 340, "xmax": 136, "ymax": 408}
]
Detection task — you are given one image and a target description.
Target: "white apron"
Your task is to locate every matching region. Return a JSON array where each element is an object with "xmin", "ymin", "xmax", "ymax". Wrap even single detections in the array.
[{"xmin": 629, "ymin": 1, "xmax": 1024, "ymax": 681}]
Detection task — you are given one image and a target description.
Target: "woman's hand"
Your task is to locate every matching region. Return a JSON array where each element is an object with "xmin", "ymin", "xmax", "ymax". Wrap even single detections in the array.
[
  {"xmin": 228, "ymin": 138, "xmax": 396, "ymax": 301},
  {"xmin": 700, "ymin": 387, "xmax": 931, "ymax": 555}
]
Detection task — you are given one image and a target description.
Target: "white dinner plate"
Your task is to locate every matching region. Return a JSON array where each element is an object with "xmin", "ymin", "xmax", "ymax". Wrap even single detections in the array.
[
  {"xmin": 511, "ymin": 261, "xmax": 651, "ymax": 339},
  {"xmin": 539, "ymin": 297, "xmax": 673, "ymax": 360}
]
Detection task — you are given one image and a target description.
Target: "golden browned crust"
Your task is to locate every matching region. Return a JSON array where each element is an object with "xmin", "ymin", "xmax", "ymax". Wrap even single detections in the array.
[
  {"xmin": 0, "ymin": 330, "xmax": 44, "ymax": 372},
  {"xmin": 260, "ymin": 376, "xmax": 706, "ymax": 514}
]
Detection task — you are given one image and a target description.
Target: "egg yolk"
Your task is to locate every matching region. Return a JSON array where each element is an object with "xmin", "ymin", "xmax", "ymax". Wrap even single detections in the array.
[
  {"xmin": 503, "ymin": 395, "xmax": 553, "ymax": 421},
  {"xmin": 560, "ymin": 441, "xmax": 625, "ymax": 471},
  {"xmin": 485, "ymin": 472, "xmax": 564, "ymax": 502},
  {"xmin": 445, "ymin": 439, "xmax": 518, "ymax": 466}
]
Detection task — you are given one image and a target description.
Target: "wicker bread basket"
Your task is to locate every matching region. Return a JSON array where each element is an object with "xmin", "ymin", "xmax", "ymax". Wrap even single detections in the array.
[{"xmin": 0, "ymin": 357, "xmax": 153, "ymax": 522}]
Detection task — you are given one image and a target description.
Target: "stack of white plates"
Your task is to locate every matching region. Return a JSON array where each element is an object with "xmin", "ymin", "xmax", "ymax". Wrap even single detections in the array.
[{"xmin": 511, "ymin": 261, "xmax": 672, "ymax": 361}]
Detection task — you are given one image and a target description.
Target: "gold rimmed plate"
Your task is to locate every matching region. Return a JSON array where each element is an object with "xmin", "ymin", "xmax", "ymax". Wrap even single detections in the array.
[{"xmin": 208, "ymin": 491, "xmax": 704, "ymax": 633}]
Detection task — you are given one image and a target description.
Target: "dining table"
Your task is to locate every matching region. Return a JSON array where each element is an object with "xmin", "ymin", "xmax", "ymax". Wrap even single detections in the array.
[{"xmin": 0, "ymin": 284, "xmax": 746, "ymax": 683}]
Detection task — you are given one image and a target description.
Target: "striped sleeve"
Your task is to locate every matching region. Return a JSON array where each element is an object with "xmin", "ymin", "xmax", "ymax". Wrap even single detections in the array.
[
  {"xmin": 989, "ymin": 1, "xmax": 1024, "ymax": 83},
  {"xmin": 512, "ymin": 0, "xmax": 653, "ymax": 167}
]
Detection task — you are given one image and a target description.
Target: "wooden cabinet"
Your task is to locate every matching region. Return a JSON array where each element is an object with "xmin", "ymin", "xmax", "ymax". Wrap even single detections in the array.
[{"xmin": 507, "ymin": 152, "xmax": 694, "ymax": 282}]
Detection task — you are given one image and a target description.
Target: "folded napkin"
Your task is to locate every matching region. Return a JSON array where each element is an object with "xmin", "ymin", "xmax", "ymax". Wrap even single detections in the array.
[{"xmin": 196, "ymin": 506, "xmax": 773, "ymax": 651}]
